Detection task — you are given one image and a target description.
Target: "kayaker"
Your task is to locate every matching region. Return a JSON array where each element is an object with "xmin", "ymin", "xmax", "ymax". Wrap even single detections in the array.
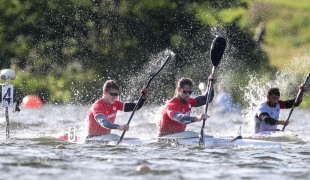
[
  {"xmin": 87, "ymin": 80, "xmax": 148, "ymax": 137},
  {"xmin": 158, "ymin": 75, "xmax": 215, "ymax": 137},
  {"xmin": 253, "ymin": 85, "xmax": 306, "ymax": 133}
]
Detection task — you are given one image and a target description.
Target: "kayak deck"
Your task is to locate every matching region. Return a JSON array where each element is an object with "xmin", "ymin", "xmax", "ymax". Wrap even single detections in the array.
[
  {"xmin": 248, "ymin": 130, "xmax": 300, "ymax": 142},
  {"xmin": 158, "ymin": 131, "xmax": 281, "ymax": 149},
  {"xmin": 58, "ymin": 130, "xmax": 281, "ymax": 150}
]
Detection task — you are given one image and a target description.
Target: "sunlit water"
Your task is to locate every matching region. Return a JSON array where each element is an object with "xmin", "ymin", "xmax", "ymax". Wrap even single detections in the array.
[{"xmin": 0, "ymin": 104, "xmax": 310, "ymax": 180}]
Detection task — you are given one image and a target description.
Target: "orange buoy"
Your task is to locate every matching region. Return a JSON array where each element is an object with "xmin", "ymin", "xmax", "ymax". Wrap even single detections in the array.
[{"xmin": 22, "ymin": 95, "xmax": 43, "ymax": 108}]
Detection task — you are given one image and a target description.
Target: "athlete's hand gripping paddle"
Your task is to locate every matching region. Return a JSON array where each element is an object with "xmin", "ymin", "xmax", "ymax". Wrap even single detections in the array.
[
  {"xmin": 282, "ymin": 73, "xmax": 310, "ymax": 131},
  {"xmin": 199, "ymin": 36, "xmax": 226, "ymax": 147},
  {"xmin": 116, "ymin": 52, "xmax": 173, "ymax": 145}
]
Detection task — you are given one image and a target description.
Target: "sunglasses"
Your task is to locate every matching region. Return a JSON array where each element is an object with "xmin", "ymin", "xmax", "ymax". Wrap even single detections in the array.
[
  {"xmin": 181, "ymin": 89, "xmax": 193, "ymax": 95},
  {"xmin": 108, "ymin": 92, "xmax": 119, "ymax": 97}
]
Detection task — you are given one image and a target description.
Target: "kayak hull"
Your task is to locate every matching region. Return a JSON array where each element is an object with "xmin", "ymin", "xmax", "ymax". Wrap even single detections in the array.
[
  {"xmin": 157, "ymin": 131, "xmax": 281, "ymax": 149},
  {"xmin": 58, "ymin": 130, "xmax": 281, "ymax": 150}
]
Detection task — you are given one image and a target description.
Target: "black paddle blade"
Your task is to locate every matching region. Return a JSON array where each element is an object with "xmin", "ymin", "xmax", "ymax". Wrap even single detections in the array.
[
  {"xmin": 210, "ymin": 36, "xmax": 226, "ymax": 67},
  {"xmin": 150, "ymin": 52, "xmax": 173, "ymax": 78},
  {"xmin": 116, "ymin": 50, "xmax": 174, "ymax": 146}
]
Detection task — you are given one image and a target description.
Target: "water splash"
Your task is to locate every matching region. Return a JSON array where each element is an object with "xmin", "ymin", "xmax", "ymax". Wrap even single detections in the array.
[
  {"xmin": 241, "ymin": 56, "xmax": 310, "ymax": 132},
  {"xmin": 120, "ymin": 49, "xmax": 176, "ymax": 103}
]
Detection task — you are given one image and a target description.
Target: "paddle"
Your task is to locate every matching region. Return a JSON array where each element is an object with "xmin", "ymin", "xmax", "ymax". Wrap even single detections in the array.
[
  {"xmin": 116, "ymin": 52, "xmax": 173, "ymax": 145},
  {"xmin": 199, "ymin": 36, "xmax": 226, "ymax": 147},
  {"xmin": 282, "ymin": 73, "xmax": 310, "ymax": 131}
]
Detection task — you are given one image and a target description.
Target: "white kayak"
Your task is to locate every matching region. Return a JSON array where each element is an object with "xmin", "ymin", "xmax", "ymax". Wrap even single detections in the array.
[
  {"xmin": 157, "ymin": 131, "xmax": 281, "ymax": 150},
  {"xmin": 59, "ymin": 128, "xmax": 281, "ymax": 150},
  {"xmin": 58, "ymin": 128, "xmax": 153, "ymax": 146},
  {"xmin": 84, "ymin": 134, "xmax": 153, "ymax": 146}
]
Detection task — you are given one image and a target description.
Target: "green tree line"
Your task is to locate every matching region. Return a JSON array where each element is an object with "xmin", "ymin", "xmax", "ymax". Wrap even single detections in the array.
[{"xmin": 2, "ymin": 0, "xmax": 299, "ymax": 108}]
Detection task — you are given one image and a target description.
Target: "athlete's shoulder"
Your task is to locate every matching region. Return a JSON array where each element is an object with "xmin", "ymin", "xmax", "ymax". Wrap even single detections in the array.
[
  {"xmin": 166, "ymin": 97, "xmax": 178, "ymax": 104},
  {"xmin": 113, "ymin": 99, "xmax": 123, "ymax": 105},
  {"xmin": 93, "ymin": 98, "xmax": 104, "ymax": 104},
  {"xmin": 254, "ymin": 101, "xmax": 267, "ymax": 112},
  {"xmin": 278, "ymin": 99, "xmax": 284, "ymax": 106},
  {"xmin": 189, "ymin": 97, "xmax": 197, "ymax": 103},
  {"xmin": 90, "ymin": 99, "xmax": 105, "ymax": 114},
  {"xmin": 166, "ymin": 97, "xmax": 182, "ymax": 108},
  {"xmin": 91, "ymin": 98, "xmax": 104, "ymax": 107},
  {"xmin": 113, "ymin": 99, "xmax": 125, "ymax": 110},
  {"xmin": 256, "ymin": 101, "xmax": 267, "ymax": 108}
]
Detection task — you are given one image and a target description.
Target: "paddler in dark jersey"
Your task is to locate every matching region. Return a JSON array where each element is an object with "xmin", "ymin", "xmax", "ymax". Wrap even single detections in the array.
[
  {"xmin": 158, "ymin": 75, "xmax": 215, "ymax": 137},
  {"xmin": 87, "ymin": 80, "xmax": 148, "ymax": 137}
]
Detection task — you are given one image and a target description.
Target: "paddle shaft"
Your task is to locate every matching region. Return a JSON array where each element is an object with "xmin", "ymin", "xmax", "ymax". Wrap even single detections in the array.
[
  {"xmin": 199, "ymin": 67, "xmax": 215, "ymax": 147},
  {"xmin": 282, "ymin": 74, "xmax": 310, "ymax": 131},
  {"xmin": 116, "ymin": 54, "xmax": 171, "ymax": 145},
  {"xmin": 199, "ymin": 36, "xmax": 226, "ymax": 147}
]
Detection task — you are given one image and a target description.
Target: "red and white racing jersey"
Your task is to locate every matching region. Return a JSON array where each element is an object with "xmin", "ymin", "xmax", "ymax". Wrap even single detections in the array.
[
  {"xmin": 158, "ymin": 97, "xmax": 197, "ymax": 137},
  {"xmin": 87, "ymin": 99, "xmax": 124, "ymax": 136}
]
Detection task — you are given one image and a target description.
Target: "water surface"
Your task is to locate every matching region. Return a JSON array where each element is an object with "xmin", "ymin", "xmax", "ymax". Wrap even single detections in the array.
[{"xmin": 0, "ymin": 105, "xmax": 309, "ymax": 180}]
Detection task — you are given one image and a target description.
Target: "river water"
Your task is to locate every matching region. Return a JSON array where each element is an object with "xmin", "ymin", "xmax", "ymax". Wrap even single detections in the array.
[{"xmin": 0, "ymin": 104, "xmax": 310, "ymax": 180}]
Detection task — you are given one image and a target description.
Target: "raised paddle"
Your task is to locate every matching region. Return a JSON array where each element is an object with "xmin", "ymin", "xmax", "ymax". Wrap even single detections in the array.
[
  {"xmin": 282, "ymin": 73, "xmax": 310, "ymax": 131},
  {"xmin": 199, "ymin": 36, "xmax": 226, "ymax": 147},
  {"xmin": 116, "ymin": 52, "xmax": 174, "ymax": 145}
]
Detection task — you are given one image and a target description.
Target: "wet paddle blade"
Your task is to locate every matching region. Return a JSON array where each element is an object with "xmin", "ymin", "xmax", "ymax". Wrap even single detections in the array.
[
  {"xmin": 149, "ymin": 51, "xmax": 174, "ymax": 81},
  {"xmin": 210, "ymin": 36, "xmax": 226, "ymax": 67}
]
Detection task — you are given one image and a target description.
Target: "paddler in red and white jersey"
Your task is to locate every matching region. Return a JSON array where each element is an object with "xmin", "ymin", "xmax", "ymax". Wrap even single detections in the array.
[
  {"xmin": 87, "ymin": 80, "xmax": 148, "ymax": 137},
  {"xmin": 158, "ymin": 75, "xmax": 215, "ymax": 137},
  {"xmin": 253, "ymin": 85, "xmax": 306, "ymax": 133}
]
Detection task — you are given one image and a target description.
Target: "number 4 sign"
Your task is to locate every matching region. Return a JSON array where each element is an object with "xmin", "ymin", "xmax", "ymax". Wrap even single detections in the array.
[{"xmin": 2, "ymin": 84, "xmax": 13, "ymax": 107}]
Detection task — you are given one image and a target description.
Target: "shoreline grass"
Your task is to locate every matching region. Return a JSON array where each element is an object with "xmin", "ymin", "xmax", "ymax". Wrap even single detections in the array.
[{"xmin": 249, "ymin": 0, "xmax": 310, "ymax": 73}]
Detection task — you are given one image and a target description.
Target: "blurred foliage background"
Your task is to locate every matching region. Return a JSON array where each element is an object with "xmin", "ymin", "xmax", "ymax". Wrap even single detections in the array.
[{"xmin": 0, "ymin": 0, "xmax": 309, "ymax": 108}]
